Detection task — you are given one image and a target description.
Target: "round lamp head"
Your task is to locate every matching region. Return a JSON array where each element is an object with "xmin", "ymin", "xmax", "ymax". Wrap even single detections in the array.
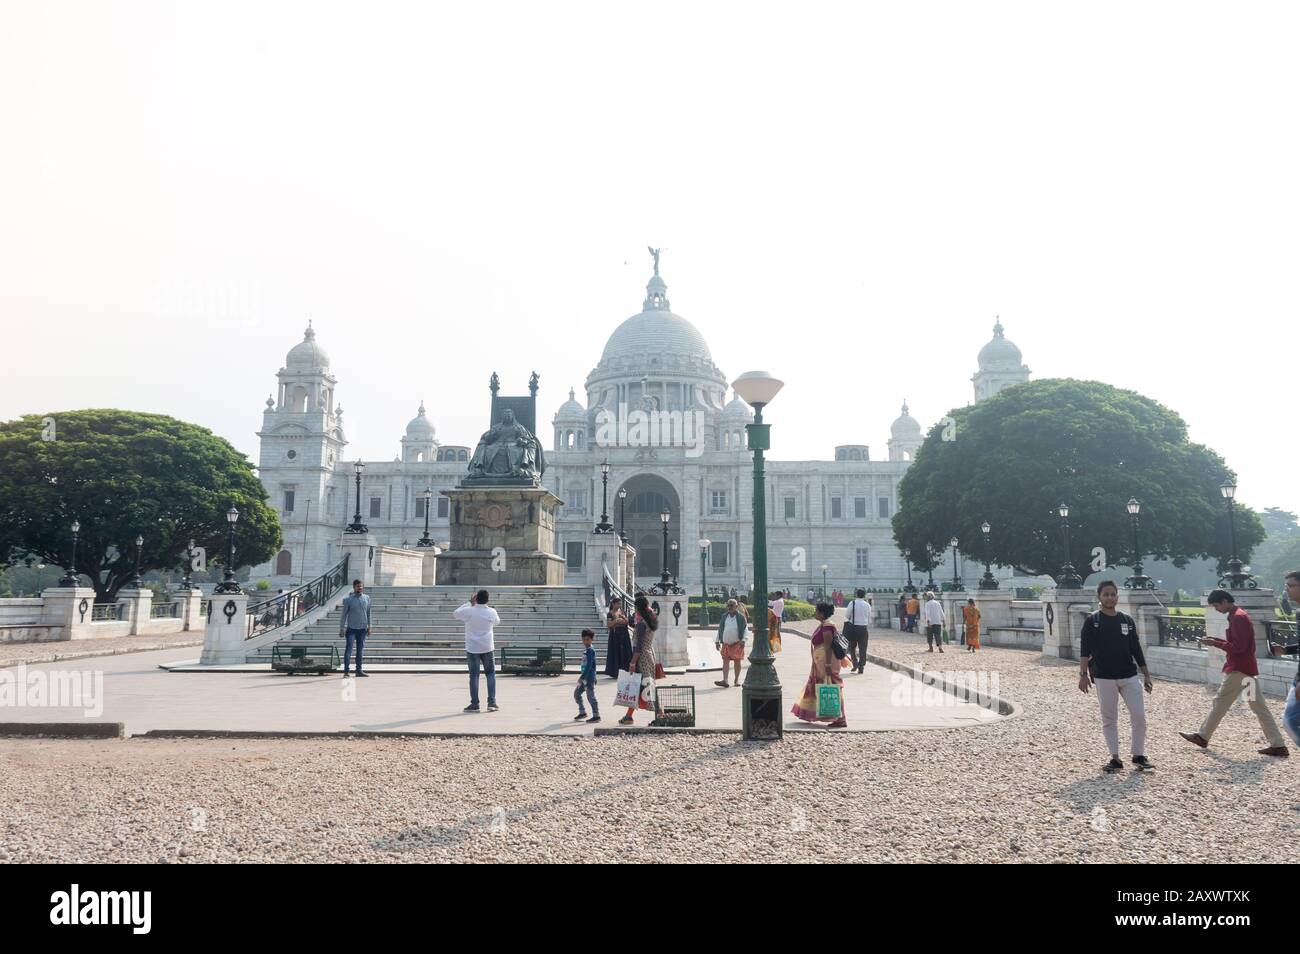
[
  {"xmin": 671, "ymin": 540, "xmax": 678, "ymax": 551},
  {"xmin": 136, "ymin": 535, "xmax": 144, "ymax": 547},
  {"xmin": 1057, "ymin": 503, "xmax": 1070, "ymax": 519},
  {"xmin": 421, "ymin": 488, "xmax": 433, "ymax": 500},
  {"xmin": 698, "ymin": 538, "xmax": 711, "ymax": 550},
  {"xmin": 354, "ymin": 459, "xmax": 365, "ymax": 474},
  {"xmin": 1220, "ymin": 480, "xmax": 1236, "ymax": 500},
  {"xmin": 226, "ymin": 505, "xmax": 240, "ymax": 525},
  {"xmin": 949, "ymin": 537, "xmax": 959, "ymax": 548},
  {"xmin": 618, "ymin": 488, "xmax": 627, "ymax": 499},
  {"xmin": 1126, "ymin": 497, "xmax": 1140, "ymax": 515},
  {"xmin": 601, "ymin": 460, "xmax": 610, "ymax": 476},
  {"xmin": 820, "ymin": 564, "xmax": 828, "ymax": 572},
  {"xmin": 981, "ymin": 521, "xmax": 990, "ymax": 535},
  {"xmin": 730, "ymin": 371, "xmax": 784, "ymax": 408}
]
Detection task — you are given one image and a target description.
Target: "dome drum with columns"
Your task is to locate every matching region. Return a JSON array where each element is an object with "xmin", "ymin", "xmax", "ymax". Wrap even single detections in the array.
[{"xmin": 250, "ymin": 259, "xmax": 1031, "ymax": 592}]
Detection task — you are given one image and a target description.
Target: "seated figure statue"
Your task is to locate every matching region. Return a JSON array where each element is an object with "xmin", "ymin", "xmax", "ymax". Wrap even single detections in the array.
[{"xmin": 464, "ymin": 408, "xmax": 545, "ymax": 485}]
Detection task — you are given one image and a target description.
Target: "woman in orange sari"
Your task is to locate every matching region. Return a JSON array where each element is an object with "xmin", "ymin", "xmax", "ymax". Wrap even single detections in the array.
[
  {"xmin": 962, "ymin": 598, "xmax": 981, "ymax": 652},
  {"xmin": 791, "ymin": 602, "xmax": 847, "ymax": 728}
]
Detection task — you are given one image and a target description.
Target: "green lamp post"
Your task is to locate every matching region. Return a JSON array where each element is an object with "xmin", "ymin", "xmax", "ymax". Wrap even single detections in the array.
[
  {"xmin": 698, "ymin": 537, "xmax": 711, "ymax": 627},
  {"xmin": 734, "ymin": 370, "xmax": 784, "ymax": 741}
]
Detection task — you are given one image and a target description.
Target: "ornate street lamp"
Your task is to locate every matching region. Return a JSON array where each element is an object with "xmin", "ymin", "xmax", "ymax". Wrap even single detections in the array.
[
  {"xmin": 657, "ymin": 507, "xmax": 672, "ymax": 588},
  {"xmin": 1056, "ymin": 502, "xmax": 1083, "ymax": 588},
  {"xmin": 698, "ymin": 538, "xmax": 711, "ymax": 627},
  {"xmin": 820, "ymin": 563, "xmax": 828, "ymax": 599},
  {"xmin": 181, "ymin": 538, "xmax": 196, "ymax": 589},
  {"xmin": 595, "ymin": 461, "xmax": 614, "ymax": 533},
  {"xmin": 1124, "ymin": 498, "xmax": 1154, "ymax": 589},
  {"xmin": 1218, "ymin": 480, "xmax": 1256, "ymax": 588},
  {"xmin": 58, "ymin": 520, "xmax": 81, "ymax": 587},
  {"xmin": 925, "ymin": 549, "xmax": 937, "ymax": 593},
  {"xmin": 903, "ymin": 556, "xmax": 916, "ymax": 594},
  {"xmin": 417, "ymin": 488, "xmax": 434, "ymax": 547},
  {"xmin": 617, "ymin": 487, "xmax": 628, "ymax": 543},
  {"xmin": 129, "ymin": 534, "xmax": 145, "ymax": 589},
  {"xmin": 949, "ymin": 536, "xmax": 964, "ymax": 591},
  {"xmin": 346, "ymin": 460, "xmax": 368, "ymax": 533},
  {"xmin": 214, "ymin": 505, "xmax": 242, "ymax": 594},
  {"xmin": 733, "ymin": 369, "xmax": 784, "ymax": 740},
  {"xmin": 978, "ymin": 521, "xmax": 999, "ymax": 590}
]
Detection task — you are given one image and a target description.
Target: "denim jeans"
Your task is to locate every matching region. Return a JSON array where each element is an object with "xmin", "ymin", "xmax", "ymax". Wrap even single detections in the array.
[
  {"xmin": 344, "ymin": 628, "xmax": 367, "ymax": 673},
  {"xmin": 574, "ymin": 677, "xmax": 598, "ymax": 716},
  {"xmin": 468, "ymin": 651, "xmax": 496, "ymax": 706},
  {"xmin": 1283, "ymin": 676, "xmax": 1300, "ymax": 748}
]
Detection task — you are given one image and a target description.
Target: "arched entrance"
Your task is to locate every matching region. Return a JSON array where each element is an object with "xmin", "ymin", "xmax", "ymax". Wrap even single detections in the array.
[{"xmin": 616, "ymin": 474, "xmax": 681, "ymax": 584}]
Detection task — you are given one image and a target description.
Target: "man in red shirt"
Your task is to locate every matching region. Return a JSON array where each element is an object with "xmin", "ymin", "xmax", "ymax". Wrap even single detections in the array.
[{"xmin": 1180, "ymin": 589, "xmax": 1288, "ymax": 757}]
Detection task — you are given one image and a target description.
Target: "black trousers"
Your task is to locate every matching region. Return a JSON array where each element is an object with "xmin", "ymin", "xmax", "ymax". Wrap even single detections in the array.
[{"xmin": 844, "ymin": 623, "xmax": 869, "ymax": 671}]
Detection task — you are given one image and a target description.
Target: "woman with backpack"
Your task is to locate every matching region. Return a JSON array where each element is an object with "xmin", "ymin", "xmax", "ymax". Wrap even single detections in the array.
[{"xmin": 790, "ymin": 602, "xmax": 848, "ymax": 728}]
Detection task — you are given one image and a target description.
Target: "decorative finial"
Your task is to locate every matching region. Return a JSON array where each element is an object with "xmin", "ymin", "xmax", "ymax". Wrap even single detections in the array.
[
  {"xmin": 418, "ymin": 400, "xmax": 426, "ymax": 415},
  {"xmin": 489, "ymin": 372, "xmax": 500, "ymax": 395},
  {"xmin": 901, "ymin": 400, "xmax": 909, "ymax": 415},
  {"xmin": 993, "ymin": 316, "xmax": 1003, "ymax": 336},
  {"xmin": 568, "ymin": 387, "xmax": 575, "ymax": 400},
  {"xmin": 266, "ymin": 394, "xmax": 275, "ymax": 409},
  {"xmin": 304, "ymin": 319, "xmax": 315, "ymax": 340}
]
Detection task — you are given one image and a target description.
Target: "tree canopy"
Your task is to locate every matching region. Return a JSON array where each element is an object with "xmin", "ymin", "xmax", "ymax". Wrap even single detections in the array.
[
  {"xmin": 891, "ymin": 379, "xmax": 1265, "ymax": 584},
  {"xmin": 0, "ymin": 409, "xmax": 280, "ymax": 601}
]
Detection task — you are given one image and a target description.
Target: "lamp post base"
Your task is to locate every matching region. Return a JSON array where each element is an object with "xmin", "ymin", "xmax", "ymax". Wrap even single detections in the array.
[
  {"xmin": 741, "ymin": 683, "xmax": 783, "ymax": 740},
  {"xmin": 1057, "ymin": 564, "xmax": 1083, "ymax": 589}
]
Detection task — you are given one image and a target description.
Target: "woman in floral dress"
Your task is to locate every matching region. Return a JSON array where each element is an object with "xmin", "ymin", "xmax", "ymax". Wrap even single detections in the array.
[{"xmin": 791, "ymin": 602, "xmax": 847, "ymax": 728}]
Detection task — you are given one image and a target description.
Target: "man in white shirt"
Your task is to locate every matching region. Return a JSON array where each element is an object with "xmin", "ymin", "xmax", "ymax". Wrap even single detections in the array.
[
  {"xmin": 769, "ymin": 592, "xmax": 785, "ymax": 622},
  {"xmin": 922, "ymin": 592, "xmax": 945, "ymax": 653},
  {"xmin": 844, "ymin": 588, "xmax": 872, "ymax": 673},
  {"xmin": 454, "ymin": 589, "xmax": 501, "ymax": 712}
]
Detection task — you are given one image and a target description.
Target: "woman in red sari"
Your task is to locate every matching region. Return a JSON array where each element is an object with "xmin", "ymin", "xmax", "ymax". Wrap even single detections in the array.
[{"xmin": 791, "ymin": 602, "xmax": 847, "ymax": 728}]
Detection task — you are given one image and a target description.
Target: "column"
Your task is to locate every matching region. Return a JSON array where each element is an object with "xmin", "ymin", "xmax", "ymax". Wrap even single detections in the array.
[
  {"xmin": 177, "ymin": 588, "xmax": 205, "ymax": 632},
  {"xmin": 1041, "ymin": 585, "xmax": 1093, "ymax": 659},
  {"xmin": 337, "ymin": 534, "xmax": 378, "ymax": 587},
  {"xmin": 1115, "ymin": 587, "xmax": 1170, "ymax": 649},
  {"xmin": 117, "ymin": 588, "xmax": 153, "ymax": 636},
  {"xmin": 200, "ymin": 592, "xmax": 251, "ymax": 665},
  {"xmin": 652, "ymin": 592, "xmax": 690, "ymax": 669},
  {"xmin": 38, "ymin": 586, "xmax": 97, "ymax": 641}
]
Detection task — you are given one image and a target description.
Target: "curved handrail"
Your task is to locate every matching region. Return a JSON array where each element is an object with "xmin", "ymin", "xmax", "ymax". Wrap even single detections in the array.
[
  {"xmin": 245, "ymin": 553, "xmax": 350, "ymax": 640},
  {"xmin": 602, "ymin": 563, "xmax": 634, "ymax": 611}
]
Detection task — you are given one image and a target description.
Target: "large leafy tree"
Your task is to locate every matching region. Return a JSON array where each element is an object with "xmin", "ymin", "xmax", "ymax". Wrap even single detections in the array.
[
  {"xmin": 891, "ymin": 379, "xmax": 1264, "ymax": 583},
  {"xmin": 0, "ymin": 410, "xmax": 280, "ymax": 602}
]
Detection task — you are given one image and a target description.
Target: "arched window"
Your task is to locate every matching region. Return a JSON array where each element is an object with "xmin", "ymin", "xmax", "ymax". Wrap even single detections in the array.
[
  {"xmin": 458, "ymin": 449, "xmax": 467, "ymax": 461},
  {"xmin": 275, "ymin": 550, "xmax": 292, "ymax": 575},
  {"xmin": 575, "ymin": 431, "xmax": 583, "ymax": 449},
  {"xmin": 291, "ymin": 386, "xmax": 308, "ymax": 413},
  {"xmin": 627, "ymin": 490, "xmax": 671, "ymax": 514}
]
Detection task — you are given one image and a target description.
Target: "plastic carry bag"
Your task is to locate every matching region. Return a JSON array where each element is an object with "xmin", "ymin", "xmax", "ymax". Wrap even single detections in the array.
[
  {"xmin": 816, "ymin": 682, "xmax": 843, "ymax": 719},
  {"xmin": 614, "ymin": 669, "xmax": 641, "ymax": 709}
]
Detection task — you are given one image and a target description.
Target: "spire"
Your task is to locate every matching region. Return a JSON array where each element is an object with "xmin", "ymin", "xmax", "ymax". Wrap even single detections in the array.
[
  {"xmin": 992, "ymin": 316, "xmax": 1003, "ymax": 337},
  {"xmin": 568, "ymin": 387, "xmax": 575, "ymax": 401},
  {"xmin": 901, "ymin": 400, "xmax": 909, "ymax": 415},
  {"xmin": 303, "ymin": 319, "xmax": 315, "ymax": 341}
]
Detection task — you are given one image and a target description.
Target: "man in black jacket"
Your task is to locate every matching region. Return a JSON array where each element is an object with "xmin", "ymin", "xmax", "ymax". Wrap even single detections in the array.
[{"xmin": 1078, "ymin": 580, "xmax": 1154, "ymax": 773}]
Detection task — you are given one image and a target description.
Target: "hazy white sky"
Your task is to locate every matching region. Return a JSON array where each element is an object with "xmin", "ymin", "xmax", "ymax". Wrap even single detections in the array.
[{"xmin": 2, "ymin": 1, "xmax": 1296, "ymax": 515}]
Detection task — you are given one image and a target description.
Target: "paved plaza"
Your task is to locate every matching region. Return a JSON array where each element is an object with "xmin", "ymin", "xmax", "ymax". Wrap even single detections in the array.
[{"xmin": 1, "ymin": 622, "xmax": 1296, "ymax": 863}]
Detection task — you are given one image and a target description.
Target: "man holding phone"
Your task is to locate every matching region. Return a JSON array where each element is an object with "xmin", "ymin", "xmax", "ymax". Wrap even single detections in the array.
[{"xmin": 1078, "ymin": 580, "xmax": 1153, "ymax": 773}]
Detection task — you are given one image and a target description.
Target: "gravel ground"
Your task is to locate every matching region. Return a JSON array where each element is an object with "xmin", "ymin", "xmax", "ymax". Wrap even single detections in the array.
[
  {"xmin": 1, "ymin": 628, "xmax": 1295, "ymax": 863},
  {"xmin": 0, "ymin": 632, "xmax": 201, "ymax": 668}
]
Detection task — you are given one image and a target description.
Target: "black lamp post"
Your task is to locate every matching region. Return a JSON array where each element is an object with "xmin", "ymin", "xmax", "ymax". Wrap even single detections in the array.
[
  {"xmin": 214, "ymin": 505, "xmax": 242, "ymax": 594},
  {"xmin": 181, "ymin": 538, "xmax": 196, "ymax": 589},
  {"xmin": 346, "ymin": 460, "xmax": 368, "ymax": 533},
  {"xmin": 949, "ymin": 536, "xmax": 964, "ymax": 591},
  {"xmin": 129, "ymin": 534, "xmax": 145, "ymax": 589},
  {"xmin": 1056, "ymin": 502, "xmax": 1083, "ymax": 588},
  {"xmin": 1124, "ymin": 498, "xmax": 1154, "ymax": 589},
  {"xmin": 925, "ymin": 551, "xmax": 937, "ymax": 593},
  {"xmin": 417, "ymin": 488, "xmax": 434, "ymax": 547},
  {"xmin": 58, "ymin": 520, "xmax": 81, "ymax": 587},
  {"xmin": 978, "ymin": 521, "xmax": 999, "ymax": 589},
  {"xmin": 1218, "ymin": 481, "xmax": 1256, "ymax": 589},
  {"xmin": 657, "ymin": 507, "xmax": 672, "ymax": 588},
  {"xmin": 904, "ymin": 557, "xmax": 915, "ymax": 594},
  {"xmin": 698, "ymin": 538, "xmax": 711, "ymax": 627},
  {"xmin": 617, "ymin": 487, "xmax": 627, "ymax": 543},
  {"xmin": 671, "ymin": 539, "xmax": 679, "ymax": 585},
  {"xmin": 595, "ymin": 461, "xmax": 614, "ymax": 533}
]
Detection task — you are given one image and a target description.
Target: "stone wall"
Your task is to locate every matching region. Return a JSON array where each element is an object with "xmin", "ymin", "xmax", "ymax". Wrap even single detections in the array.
[{"xmin": 373, "ymin": 545, "xmax": 424, "ymax": 586}]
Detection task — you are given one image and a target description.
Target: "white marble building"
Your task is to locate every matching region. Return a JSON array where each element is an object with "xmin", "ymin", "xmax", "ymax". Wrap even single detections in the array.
[{"xmin": 250, "ymin": 266, "xmax": 1028, "ymax": 594}]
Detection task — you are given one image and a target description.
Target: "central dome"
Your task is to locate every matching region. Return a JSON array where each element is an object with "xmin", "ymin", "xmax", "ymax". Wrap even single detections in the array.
[{"xmin": 600, "ymin": 309, "xmax": 714, "ymax": 363}]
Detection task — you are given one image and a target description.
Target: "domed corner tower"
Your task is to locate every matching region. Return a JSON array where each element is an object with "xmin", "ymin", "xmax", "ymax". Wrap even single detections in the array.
[
  {"xmin": 400, "ymin": 401, "xmax": 438, "ymax": 463},
  {"xmin": 973, "ymin": 318, "xmax": 1031, "ymax": 403},
  {"xmin": 583, "ymin": 253, "xmax": 729, "ymax": 449},
  {"xmin": 553, "ymin": 387, "xmax": 588, "ymax": 452},
  {"xmin": 887, "ymin": 401, "xmax": 922, "ymax": 462}
]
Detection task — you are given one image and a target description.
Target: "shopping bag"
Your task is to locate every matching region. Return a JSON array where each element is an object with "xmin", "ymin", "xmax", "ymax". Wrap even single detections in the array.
[
  {"xmin": 614, "ymin": 669, "xmax": 641, "ymax": 709},
  {"xmin": 638, "ymin": 674, "xmax": 657, "ymax": 711},
  {"xmin": 816, "ymin": 682, "xmax": 843, "ymax": 719}
]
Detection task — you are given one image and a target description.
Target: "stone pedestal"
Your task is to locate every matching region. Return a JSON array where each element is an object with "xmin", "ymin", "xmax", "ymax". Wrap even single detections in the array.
[
  {"xmin": 436, "ymin": 487, "xmax": 566, "ymax": 586},
  {"xmin": 117, "ymin": 588, "xmax": 153, "ymax": 635},
  {"xmin": 200, "ymin": 592, "xmax": 250, "ymax": 665},
  {"xmin": 421, "ymin": 547, "xmax": 440, "ymax": 585},
  {"xmin": 940, "ymin": 591, "xmax": 971, "ymax": 645},
  {"xmin": 39, "ymin": 586, "xmax": 97, "ymax": 640},
  {"xmin": 648, "ymin": 593, "xmax": 690, "ymax": 669},
  {"xmin": 176, "ymin": 588, "xmax": 205, "ymax": 631},
  {"xmin": 338, "ymin": 534, "xmax": 377, "ymax": 587},
  {"xmin": 1041, "ymin": 586, "xmax": 1093, "ymax": 659},
  {"xmin": 1116, "ymin": 587, "xmax": 1170, "ymax": 648},
  {"xmin": 971, "ymin": 589, "xmax": 1015, "ymax": 639},
  {"xmin": 587, "ymin": 531, "xmax": 624, "ymax": 590}
]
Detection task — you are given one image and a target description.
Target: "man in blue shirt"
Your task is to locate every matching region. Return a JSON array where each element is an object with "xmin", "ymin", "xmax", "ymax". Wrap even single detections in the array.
[
  {"xmin": 339, "ymin": 579, "xmax": 371, "ymax": 677},
  {"xmin": 1275, "ymin": 570, "xmax": 1300, "ymax": 747},
  {"xmin": 573, "ymin": 629, "xmax": 600, "ymax": 724}
]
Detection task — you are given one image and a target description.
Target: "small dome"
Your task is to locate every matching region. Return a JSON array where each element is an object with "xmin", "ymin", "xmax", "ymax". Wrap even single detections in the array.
[
  {"xmin": 286, "ymin": 321, "xmax": 330, "ymax": 370},
  {"xmin": 977, "ymin": 319, "xmax": 1023, "ymax": 370},
  {"xmin": 405, "ymin": 402, "xmax": 435, "ymax": 439},
  {"xmin": 891, "ymin": 401, "xmax": 922, "ymax": 438},
  {"xmin": 553, "ymin": 387, "xmax": 586, "ymax": 422},
  {"xmin": 721, "ymin": 390, "xmax": 753, "ymax": 421}
]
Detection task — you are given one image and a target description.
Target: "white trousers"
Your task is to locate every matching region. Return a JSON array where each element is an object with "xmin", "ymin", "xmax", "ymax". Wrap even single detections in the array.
[{"xmin": 1096, "ymin": 674, "xmax": 1146, "ymax": 757}]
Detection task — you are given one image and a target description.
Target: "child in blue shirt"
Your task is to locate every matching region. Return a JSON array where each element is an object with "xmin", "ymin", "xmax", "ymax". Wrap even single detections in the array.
[{"xmin": 574, "ymin": 629, "xmax": 600, "ymax": 724}]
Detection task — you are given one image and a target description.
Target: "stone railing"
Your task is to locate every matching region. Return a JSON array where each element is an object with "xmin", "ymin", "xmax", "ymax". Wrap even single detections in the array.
[{"xmin": 0, "ymin": 587, "xmax": 205, "ymax": 643}]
